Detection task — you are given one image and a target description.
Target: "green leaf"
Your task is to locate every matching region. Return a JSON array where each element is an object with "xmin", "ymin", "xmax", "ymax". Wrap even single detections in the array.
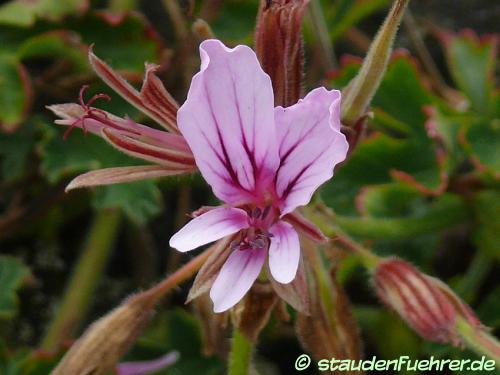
[
  {"xmin": 322, "ymin": 135, "xmax": 441, "ymax": 215},
  {"xmin": 443, "ymin": 31, "xmax": 497, "ymax": 115},
  {"xmin": 17, "ymin": 31, "xmax": 88, "ymax": 72},
  {"xmin": 93, "ymin": 181, "xmax": 162, "ymax": 224},
  {"xmin": 324, "ymin": 55, "xmax": 445, "ymax": 214},
  {"xmin": 0, "ymin": 53, "xmax": 31, "ymax": 132},
  {"xmin": 210, "ymin": 0, "xmax": 257, "ymax": 43},
  {"xmin": 70, "ymin": 12, "xmax": 162, "ymax": 71},
  {"xmin": 357, "ymin": 183, "xmax": 424, "ymax": 218},
  {"xmin": 472, "ymin": 190, "xmax": 500, "ymax": 260},
  {"xmin": 0, "ymin": 256, "xmax": 30, "ymax": 319},
  {"xmin": 334, "ymin": 193, "xmax": 469, "ymax": 240},
  {"xmin": 40, "ymin": 122, "xmax": 163, "ymax": 223},
  {"xmin": 326, "ymin": 0, "xmax": 391, "ymax": 43},
  {"xmin": 463, "ymin": 118, "xmax": 500, "ymax": 175},
  {"xmin": 0, "ymin": 118, "xmax": 35, "ymax": 181},
  {"xmin": 370, "ymin": 54, "xmax": 437, "ymax": 138},
  {"xmin": 0, "ymin": 0, "xmax": 88, "ymax": 27}
]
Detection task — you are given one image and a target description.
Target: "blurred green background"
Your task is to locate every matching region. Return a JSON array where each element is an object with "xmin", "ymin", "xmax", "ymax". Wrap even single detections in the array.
[{"xmin": 0, "ymin": 0, "xmax": 498, "ymax": 374}]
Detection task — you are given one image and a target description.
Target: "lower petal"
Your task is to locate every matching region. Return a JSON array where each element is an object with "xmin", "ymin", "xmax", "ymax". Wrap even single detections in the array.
[
  {"xmin": 169, "ymin": 207, "xmax": 249, "ymax": 252},
  {"xmin": 210, "ymin": 247, "xmax": 266, "ymax": 312},
  {"xmin": 268, "ymin": 220, "xmax": 300, "ymax": 284}
]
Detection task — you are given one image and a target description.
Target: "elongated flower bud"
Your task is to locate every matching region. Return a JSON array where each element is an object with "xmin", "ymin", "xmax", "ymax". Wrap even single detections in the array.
[
  {"xmin": 373, "ymin": 258, "xmax": 481, "ymax": 345},
  {"xmin": 51, "ymin": 291, "xmax": 158, "ymax": 375},
  {"xmin": 254, "ymin": 0, "xmax": 310, "ymax": 106},
  {"xmin": 341, "ymin": 0, "xmax": 409, "ymax": 125}
]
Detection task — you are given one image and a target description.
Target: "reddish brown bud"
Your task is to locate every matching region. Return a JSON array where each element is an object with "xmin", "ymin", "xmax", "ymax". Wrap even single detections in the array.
[
  {"xmin": 254, "ymin": 0, "xmax": 310, "ymax": 107},
  {"xmin": 374, "ymin": 258, "xmax": 481, "ymax": 345}
]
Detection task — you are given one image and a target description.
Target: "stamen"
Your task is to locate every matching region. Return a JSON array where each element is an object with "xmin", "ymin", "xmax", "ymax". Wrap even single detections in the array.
[
  {"xmin": 252, "ymin": 207, "xmax": 262, "ymax": 218},
  {"xmin": 261, "ymin": 206, "xmax": 271, "ymax": 219},
  {"xmin": 250, "ymin": 238, "xmax": 266, "ymax": 249}
]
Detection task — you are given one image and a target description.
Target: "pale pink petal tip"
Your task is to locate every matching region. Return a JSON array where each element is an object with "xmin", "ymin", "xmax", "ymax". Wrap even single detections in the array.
[
  {"xmin": 274, "ymin": 87, "xmax": 348, "ymax": 215},
  {"xmin": 210, "ymin": 247, "xmax": 267, "ymax": 312},
  {"xmin": 177, "ymin": 39, "xmax": 279, "ymax": 205},
  {"xmin": 116, "ymin": 351, "xmax": 180, "ymax": 375},
  {"xmin": 268, "ymin": 220, "xmax": 300, "ymax": 284},
  {"xmin": 169, "ymin": 207, "xmax": 249, "ymax": 252}
]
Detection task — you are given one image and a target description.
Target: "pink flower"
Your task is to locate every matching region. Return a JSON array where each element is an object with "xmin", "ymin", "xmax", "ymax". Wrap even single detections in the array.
[
  {"xmin": 169, "ymin": 40, "xmax": 348, "ymax": 312},
  {"xmin": 47, "ymin": 50, "xmax": 196, "ymax": 191},
  {"xmin": 116, "ymin": 351, "xmax": 179, "ymax": 375}
]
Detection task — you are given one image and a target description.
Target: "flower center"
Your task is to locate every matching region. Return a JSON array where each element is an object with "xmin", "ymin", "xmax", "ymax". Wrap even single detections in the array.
[{"xmin": 230, "ymin": 205, "xmax": 278, "ymax": 251}]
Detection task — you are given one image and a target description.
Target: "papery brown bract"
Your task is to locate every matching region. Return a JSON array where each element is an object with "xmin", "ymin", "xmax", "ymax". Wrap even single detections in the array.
[{"xmin": 51, "ymin": 291, "xmax": 157, "ymax": 375}]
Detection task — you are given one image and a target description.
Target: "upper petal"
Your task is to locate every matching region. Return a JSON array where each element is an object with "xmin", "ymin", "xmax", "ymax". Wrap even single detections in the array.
[
  {"xmin": 177, "ymin": 39, "xmax": 279, "ymax": 205},
  {"xmin": 169, "ymin": 207, "xmax": 249, "ymax": 252},
  {"xmin": 268, "ymin": 220, "xmax": 300, "ymax": 284},
  {"xmin": 209, "ymin": 247, "xmax": 266, "ymax": 313},
  {"xmin": 274, "ymin": 88, "xmax": 348, "ymax": 215}
]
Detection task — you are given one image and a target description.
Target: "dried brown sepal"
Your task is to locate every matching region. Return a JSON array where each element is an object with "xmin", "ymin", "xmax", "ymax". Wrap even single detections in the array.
[
  {"xmin": 254, "ymin": 0, "xmax": 310, "ymax": 107},
  {"xmin": 231, "ymin": 282, "xmax": 278, "ymax": 342},
  {"xmin": 296, "ymin": 243, "xmax": 362, "ymax": 374},
  {"xmin": 192, "ymin": 293, "xmax": 230, "ymax": 357},
  {"xmin": 268, "ymin": 254, "xmax": 310, "ymax": 314},
  {"xmin": 51, "ymin": 290, "xmax": 157, "ymax": 375},
  {"xmin": 186, "ymin": 237, "xmax": 232, "ymax": 303}
]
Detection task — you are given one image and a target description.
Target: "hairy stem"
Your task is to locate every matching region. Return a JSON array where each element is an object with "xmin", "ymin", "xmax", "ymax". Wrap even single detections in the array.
[
  {"xmin": 228, "ymin": 328, "xmax": 253, "ymax": 375},
  {"xmin": 41, "ymin": 209, "xmax": 121, "ymax": 351},
  {"xmin": 456, "ymin": 317, "xmax": 500, "ymax": 365},
  {"xmin": 342, "ymin": 0, "xmax": 410, "ymax": 125}
]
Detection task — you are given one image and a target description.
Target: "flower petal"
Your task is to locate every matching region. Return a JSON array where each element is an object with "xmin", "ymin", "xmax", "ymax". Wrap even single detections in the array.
[
  {"xmin": 89, "ymin": 50, "xmax": 179, "ymax": 133},
  {"xmin": 169, "ymin": 207, "xmax": 249, "ymax": 252},
  {"xmin": 102, "ymin": 128, "xmax": 195, "ymax": 168},
  {"xmin": 65, "ymin": 165, "xmax": 191, "ymax": 192},
  {"xmin": 116, "ymin": 351, "xmax": 179, "ymax": 375},
  {"xmin": 210, "ymin": 247, "xmax": 266, "ymax": 312},
  {"xmin": 177, "ymin": 39, "xmax": 279, "ymax": 205},
  {"xmin": 268, "ymin": 220, "xmax": 300, "ymax": 284},
  {"xmin": 274, "ymin": 87, "xmax": 348, "ymax": 215}
]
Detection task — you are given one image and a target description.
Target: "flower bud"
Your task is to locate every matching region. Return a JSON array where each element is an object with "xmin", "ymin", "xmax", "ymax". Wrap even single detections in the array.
[
  {"xmin": 341, "ymin": 0, "xmax": 409, "ymax": 125},
  {"xmin": 51, "ymin": 290, "xmax": 157, "ymax": 375},
  {"xmin": 254, "ymin": 0, "xmax": 310, "ymax": 107},
  {"xmin": 373, "ymin": 258, "xmax": 481, "ymax": 345}
]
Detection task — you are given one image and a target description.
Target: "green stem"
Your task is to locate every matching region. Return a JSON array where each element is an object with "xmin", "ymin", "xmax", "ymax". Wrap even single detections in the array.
[
  {"xmin": 306, "ymin": 207, "xmax": 380, "ymax": 270},
  {"xmin": 334, "ymin": 198, "xmax": 469, "ymax": 240},
  {"xmin": 456, "ymin": 317, "xmax": 500, "ymax": 365},
  {"xmin": 456, "ymin": 251, "xmax": 492, "ymax": 303},
  {"xmin": 41, "ymin": 209, "xmax": 121, "ymax": 351},
  {"xmin": 228, "ymin": 328, "xmax": 253, "ymax": 375}
]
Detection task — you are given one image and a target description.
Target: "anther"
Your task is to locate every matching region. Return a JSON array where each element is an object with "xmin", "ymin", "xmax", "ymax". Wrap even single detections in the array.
[
  {"xmin": 252, "ymin": 207, "xmax": 262, "ymax": 218},
  {"xmin": 261, "ymin": 206, "xmax": 271, "ymax": 219}
]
